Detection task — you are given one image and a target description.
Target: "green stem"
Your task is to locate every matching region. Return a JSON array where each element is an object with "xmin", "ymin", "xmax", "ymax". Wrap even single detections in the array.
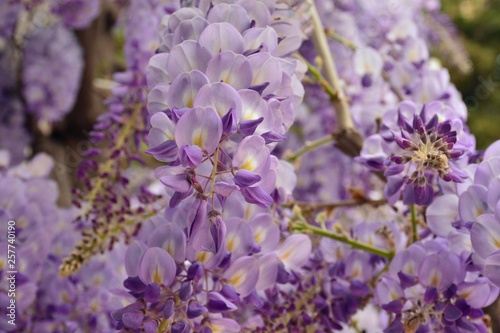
[
  {"xmin": 293, "ymin": 221, "xmax": 393, "ymax": 259},
  {"xmin": 325, "ymin": 29, "xmax": 357, "ymax": 51},
  {"xmin": 287, "ymin": 134, "xmax": 335, "ymax": 163},
  {"xmin": 296, "ymin": 53, "xmax": 339, "ymax": 101},
  {"xmin": 411, "ymin": 204, "xmax": 418, "ymax": 242}
]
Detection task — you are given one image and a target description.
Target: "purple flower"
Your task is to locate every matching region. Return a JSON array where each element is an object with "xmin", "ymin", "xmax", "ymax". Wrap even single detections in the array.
[
  {"xmin": 222, "ymin": 256, "xmax": 260, "ymax": 297},
  {"xmin": 138, "ymin": 247, "xmax": 177, "ymax": 286},
  {"xmin": 50, "ymin": 0, "xmax": 101, "ymax": 29},
  {"xmin": 384, "ymin": 101, "xmax": 467, "ymax": 205},
  {"xmin": 175, "ymin": 106, "xmax": 223, "ymax": 166},
  {"xmin": 22, "ymin": 24, "xmax": 83, "ymax": 122}
]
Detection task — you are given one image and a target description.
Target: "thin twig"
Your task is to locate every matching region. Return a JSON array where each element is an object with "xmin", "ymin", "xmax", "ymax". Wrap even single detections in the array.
[
  {"xmin": 292, "ymin": 219, "xmax": 393, "ymax": 259},
  {"xmin": 325, "ymin": 28, "xmax": 357, "ymax": 51},
  {"xmin": 286, "ymin": 133, "xmax": 336, "ymax": 163},
  {"xmin": 307, "ymin": 0, "xmax": 364, "ymax": 157},
  {"xmin": 410, "ymin": 204, "xmax": 418, "ymax": 243},
  {"xmin": 283, "ymin": 198, "xmax": 387, "ymax": 211}
]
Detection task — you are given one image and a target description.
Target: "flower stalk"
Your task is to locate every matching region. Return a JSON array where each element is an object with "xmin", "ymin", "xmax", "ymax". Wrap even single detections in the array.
[
  {"xmin": 286, "ymin": 133, "xmax": 336, "ymax": 163},
  {"xmin": 292, "ymin": 217, "xmax": 394, "ymax": 259}
]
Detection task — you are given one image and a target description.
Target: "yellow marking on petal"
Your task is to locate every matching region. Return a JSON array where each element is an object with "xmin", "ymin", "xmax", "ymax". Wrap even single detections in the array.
[
  {"xmin": 61, "ymin": 292, "xmax": 71, "ymax": 303},
  {"xmin": 209, "ymin": 323, "xmax": 224, "ymax": 332},
  {"xmin": 92, "ymin": 275, "xmax": 103, "ymax": 286},
  {"xmin": 196, "ymin": 251, "xmax": 209, "ymax": 263},
  {"xmin": 193, "ymin": 133, "xmax": 204, "ymax": 148},
  {"xmin": 186, "ymin": 98, "xmax": 193, "ymax": 108},
  {"xmin": 335, "ymin": 247, "xmax": 344, "ymax": 260},
  {"xmin": 91, "ymin": 300, "xmax": 100, "ymax": 312},
  {"xmin": 404, "ymin": 264, "xmax": 415, "ymax": 276},
  {"xmin": 226, "ymin": 235, "xmax": 238, "ymax": 253},
  {"xmin": 278, "ymin": 249, "xmax": 292, "ymax": 262},
  {"xmin": 351, "ymin": 264, "xmax": 361, "ymax": 279},
  {"xmin": 152, "ymin": 264, "xmax": 163, "ymax": 284},
  {"xmin": 240, "ymin": 157, "xmax": 256, "ymax": 171},
  {"xmin": 17, "ymin": 218, "xmax": 26, "ymax": 229},
  {"xmin": 243, "ymin": 109, "xmax": 259, "ymax": 121},
  {"xmin": 494, "ymin": 237, "xmax": 500, "ymax": 249},
  {"xmin": 459, "ymin": 290, "xmax": 471, "ymax": 300},
  {"xmin": 228, "ymin": 269, "xmax": 245, "ymax": 286},
  {"xmin": 165, "ymin": 241, "xmax": 175, "ymax": 258},
  {"xmin": 254, "ymin": 227, "xmax": 265, "ymax": 244},
  {"xmin": 430, "ymin": 272, "xmax": 441, "ymax": 287}
]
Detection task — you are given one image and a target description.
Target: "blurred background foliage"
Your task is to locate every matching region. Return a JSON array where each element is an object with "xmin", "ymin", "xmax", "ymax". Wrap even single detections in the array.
[{"xmin": 441, "ymin": 0, "xmax": 500, "ymax": 149}]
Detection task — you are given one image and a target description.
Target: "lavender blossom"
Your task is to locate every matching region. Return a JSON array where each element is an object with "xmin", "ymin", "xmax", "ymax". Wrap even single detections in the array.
[{"xmin": 22, "ymin": 23, "xmax": 83, "ymax": 122}]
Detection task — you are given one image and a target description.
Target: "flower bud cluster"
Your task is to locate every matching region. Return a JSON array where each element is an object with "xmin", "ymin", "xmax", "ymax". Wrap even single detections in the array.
[
  {"xmin": 145, "ymin": 0, "xmax": 305, "ymax": 210},
  {"xmin": 0, "ymin": 152, "xmax": 124, "ymax": 332}
]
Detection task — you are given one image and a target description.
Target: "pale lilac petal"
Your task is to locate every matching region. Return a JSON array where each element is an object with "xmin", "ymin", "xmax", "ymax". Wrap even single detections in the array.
[
  {"xmin": 199, "ymin": 22, "xmax": 244, "ymax": 55},
  {"xmin": 225, "ymin": 217, "xmax": 255, "ymax": 258},
  {"xmin": 207, "ymin": 3, "xmax": 250, "ymax": 33},
  {"xmin": 274, "ymin": 234, "xmax": 311, "ymax": 270},
  {"xmin": 222, "ymin": 256, "xmax": 259, "ymax": 297},
  {"xmin": 487, "ymin": 177, "xmax": 500, "ymax": 212},
  {"xmin": 166, "ymin": 41, "xmax": 212, "ymax": 80},
  {"xmin": 139, "ymin": 247, "xmax": 176, "ymax": 286},
  {"xmin": 175, "ymin": 106, "xmax": 223, "ymax": 154},
  {"xmin": 194, "ymin": 82, "xmax": 242, "ymax": 120},
  {"xmin": 374, "ymin": 275, "xmax": 404, "ymax": 305},
  {"xmin": 149, "ymin": 112, "xmax": 176, "ymax": 146},
  {"xmin": 256, "ymin": 253, "xmax": 280, "ymax": 291},
  {"xmin": 457, "ymin": 278, "xmax": 500, "ymax": 308},
  {"xmin": 124, "ymin": 241, "xmax": 148, "ymax": 277},
  {"xmin": 484, "ymin": 140, "xmax": 500, "ymax": 160},
  {"xmin": 166, "ymin": 7, "xmax": 204, "ymax": 32},
  {"xmin": 271, "ymin": 21, "xmax": 303, "ymax": 57},
  {"xmin": 146, "ymin": 53, "xmax": 170, "ymax": 88},
  {"xmin": 484, "ymin": 250, "xmax": 500, "ymax": 287},
  {"xmin": 148, "ymin": 223, "xmax": 187, "ymax": 263},
  {"xmin": 206, "ymin": 51, "xmax": 253, "ymax": 90},
  {"xmin": 470, "ymin": 214, "xmax": 500, "ymax": 259},
  {"xmin": 427, "ymin": 194, "xmax": 459, "ymax": 237},
  {"xmin": 475, "ymin": 157, "xmax": 500, "ymax": 188},
  {"xmin": 344, "ymin": 252, "xmax": 373, "ymax": 282},
  {"xmin": 248, "ymin": 213, "xmax": 280, "ymax": 253},
  {"xmin": 214, "ymin": 182, "xmax": 239, "ymax": 197},
  {"xmin": 247, "ymin": 52, "xmax": 282, "ymax": 96},
  {"xmin": 147, "ymin": 83, "xmax": 170, "ymax": 115},
  {"xmin": 232, "ymin": 135, "xmax": 270, "ymax": 175},
  {"xmin": 405, "ymin": 38, "xmax": 429, "ymax": 64},
  {"xmin": 389, "ymin": 244, "xmax": 427, "ymax": 277},
  {"xmin": 418, "ymin": 252, "xmax": 462, "ymax": 291},
  {"xmin": 459, "ymin": 184, "xmax": 488, "ymax": 223},
  {"xmin": 167, "ymin": 70, "xmax": 210, "ymax": 109},
  {"xmin": 239, "ymin": 89, "xmax": 274, "ymax": 135},
  {"xmin": 209, "ymin": 317, "xmax": 241, "ymax": 333},
  {"xmin": 239, "ymin": 1, "xmax": 271, "ymax": 28},
  {"xmin": 243, "ymin": 27, "xmax": 277, "ymax": 54},
  {"xmin": 354, "ymin": 47, "xmax": 383, "ymax": 78},
  {"xmin": 160, "ymin": 174, "xmax": 190, "ymax": 193},
  {"xmin": 171, "ymin": 16, "xmax": 209, "ymax": 46}
]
